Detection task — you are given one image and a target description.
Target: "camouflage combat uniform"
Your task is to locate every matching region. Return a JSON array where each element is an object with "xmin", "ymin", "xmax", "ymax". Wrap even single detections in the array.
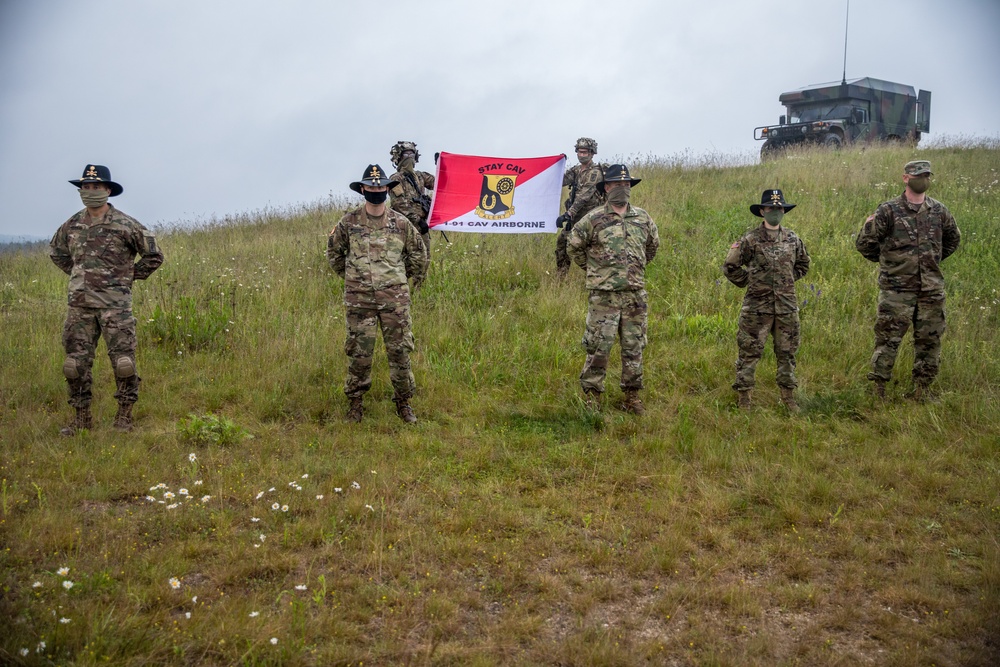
[
  {"xmin": 49, "ymin": 205, "xmax": 164, "ymax": 409},
  {"xmin": 723, "ymin": 224, "xmax": 810, "ymax": 392},
  {"xmin": 567, "ymin": 202, "xmax": 659, "ymax": 394},
  {"xmin": 327, "ymin": 206, "xmax": 428, "ymax": 401},
  {"xmin": 389, "ymin": 169, "xmax": 435, "ymax": 257},
  {"xmin": 855, "ymin": 193, "xmax": 960, "ymax": 387},
  {"xmin": 556, "ymin": 161, "xmax": 605, "ymax": 273}
]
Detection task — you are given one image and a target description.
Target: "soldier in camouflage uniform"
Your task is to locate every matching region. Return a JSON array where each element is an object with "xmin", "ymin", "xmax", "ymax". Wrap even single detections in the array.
[
  {"xmin": 388, "ymin": 141, "xmax": 435, "ymax": 258},
  {"xmin": 49, "ymin": 165, "xmax": 164, "ymax": 435},
  {"xmin": 856, "ymin": 160, "xmax": 960, "ymax": 401},
  {"xmin": 723, "ymin": 190, "xmax": 810, "ymax": 412},
  {"xmin": 555, "ymin": 138, "xmax": 604, "ymax": 277},
  {"xmin": 568, "ymin": 164, "xmax": 658, "ymax": 414},
  {"xmin": 327, "ymin": 164, "xmax": 428, "ymax": 423}
]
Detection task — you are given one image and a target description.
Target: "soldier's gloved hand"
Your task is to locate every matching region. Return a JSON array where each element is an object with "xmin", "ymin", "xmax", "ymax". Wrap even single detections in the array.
[{"xmin": 556, "ymin": 213, "xmax": 570, "ymax": 229}]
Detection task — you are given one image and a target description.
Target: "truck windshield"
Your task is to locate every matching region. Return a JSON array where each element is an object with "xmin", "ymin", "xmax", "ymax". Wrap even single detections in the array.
[{"xmin": 788, "ymin": 104, "xmax": 853, "ymax": 123}]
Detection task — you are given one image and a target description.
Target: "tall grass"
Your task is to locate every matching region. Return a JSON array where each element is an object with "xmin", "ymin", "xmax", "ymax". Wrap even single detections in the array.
[{"xmin": 1, "ymin": 143, "xmax": 998, "ymax": 665}]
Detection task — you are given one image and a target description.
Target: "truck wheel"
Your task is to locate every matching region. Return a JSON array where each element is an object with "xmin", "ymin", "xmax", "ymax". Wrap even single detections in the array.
[
  {"xmin": 823, "ymin": 134, "xmax": 843, "ymax": 148},
  {"xmin": 760, "ymin": 140, "xmax": 783, "ymax": 160}
]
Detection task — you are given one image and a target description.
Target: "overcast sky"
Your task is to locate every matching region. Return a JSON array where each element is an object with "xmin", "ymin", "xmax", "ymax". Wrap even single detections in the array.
[{"xmin": 1, "ymin": 0, "xmax": 998, "ymax": 239}]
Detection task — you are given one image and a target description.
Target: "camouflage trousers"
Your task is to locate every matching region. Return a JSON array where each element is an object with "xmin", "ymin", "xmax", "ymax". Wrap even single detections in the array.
[
  {"xmin": 420, "ymin": 231, "xmax": 431, "ymax": 260},
  {"xmin": 344, "ymin": 303, "xmax": 415, "ymax": 400},
  {"xmin": 580, "ymin": 289, "xmax": 648, "ymax": 393},
  {"xmin": 555, "ymin": 227, "xmax": 572, "ymax": 272},
  {"xmin": 61, "ymin": 306, "xmax": 140, "ymax": 408},
  {"xmin": 733, "ymin": 309, "xmax": 800, "ymax": 391},
  {"xmin": 867, "ymin": 289, "xmax": 946, "ymax": 384}
]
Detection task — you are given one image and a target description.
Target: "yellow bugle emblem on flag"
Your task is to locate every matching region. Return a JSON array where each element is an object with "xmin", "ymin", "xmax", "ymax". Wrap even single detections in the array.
[{"xmin": 474, "ymin": 174, "xmax": 517, "ymax": 220}]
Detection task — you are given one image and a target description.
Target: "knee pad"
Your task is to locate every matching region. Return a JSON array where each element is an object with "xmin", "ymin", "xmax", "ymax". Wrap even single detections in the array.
[
  {"xmin": 114, "ymin": 356, "xmax": 136, "ymax": 378},
  {"xmin": 62, "ymin": 357, "xmax": 80, "ymax": 380}
]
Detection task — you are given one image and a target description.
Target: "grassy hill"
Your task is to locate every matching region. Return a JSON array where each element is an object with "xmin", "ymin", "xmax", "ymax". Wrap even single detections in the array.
[{"xmin": 1, "ymin": 142, "xmax": 998, "ymax": 665}]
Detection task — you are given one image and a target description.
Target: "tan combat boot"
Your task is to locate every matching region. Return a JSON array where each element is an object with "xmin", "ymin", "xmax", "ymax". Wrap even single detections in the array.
[
  {"xmin": 113, "ymin": 403, "xmax": 135, "ymax": 432},
  {"xmin": 394, "ymin": 398, "xmax": 417, "ymax": 424},
  {"xmin": 582, "ymin": 388, "xmax": 600, "ymax": 411},
  {"xmin": 780, "ymin": 387, "xmax": 800, "ymax": 414},
  {"xmin": 346, "ymin": 397, "xmax": 364, "ymax": 423},
  {"xmin": 737, "ymin": 390, "xmax": 752, "ymax": 410},
  {"xmin": 911, "ymin": 382, "xmax": 935, "ymax": 403},
  {"xmin": 873, "ymin": 381, "xmax": 887, "ymax": 400},
  {"xmin": 621, "ymin": 389, "xmax": 646, "ymax": 415},
  {"xmin": 60, "ymin": 407, "xmax": 93, "ymax": 437}
]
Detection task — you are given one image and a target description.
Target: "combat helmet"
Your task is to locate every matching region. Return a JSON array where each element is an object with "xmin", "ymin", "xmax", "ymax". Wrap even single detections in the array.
[
  {"xmin": 574, "ymin": 137, "xmax": 598, "ymax": 154},
  {"xmin": 390, "ymin": 141, "xmax": 421, "ymax": 167}
]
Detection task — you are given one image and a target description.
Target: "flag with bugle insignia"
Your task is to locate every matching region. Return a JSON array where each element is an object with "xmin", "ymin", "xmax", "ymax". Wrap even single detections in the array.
[{"xmin": 428, "ymin": 153, "xmax": 566, "ymax": 234}]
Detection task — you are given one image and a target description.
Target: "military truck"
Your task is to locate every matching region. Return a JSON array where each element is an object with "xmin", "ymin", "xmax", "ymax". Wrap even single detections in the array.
[{"xmin": 755, "ymin": 77, "xmax": 931, "ymax": 158}]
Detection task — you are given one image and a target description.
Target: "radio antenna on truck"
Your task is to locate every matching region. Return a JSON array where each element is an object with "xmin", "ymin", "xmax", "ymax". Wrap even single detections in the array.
[{"xmin": 841, "ymin": 0, "xmax": 850, "ymax": 85}]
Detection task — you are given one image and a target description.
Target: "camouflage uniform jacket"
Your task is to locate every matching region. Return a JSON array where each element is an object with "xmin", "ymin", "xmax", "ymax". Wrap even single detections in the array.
[
  {"xmin": 49, "ymin": 205, "xmax": 164, "ymax": 309},
  {"xmin": 389, "ymin": 169, "xmax": 435, "ymax": 229},
  {"xmin": 855, "ymin": 193, "xmax": 960, "ymax": 292},
  {"xmin": 723, "ymin": 224, "xmax": 810, "ymax": 315},
  {"xmin": 327, "ymin": 206, "xmax": 428, "ymax": 308},
  {"xmin": 567, "ymin": 203, "xmax": 659, "ymax": 292},
  {"xmin": 562, "ymin": 161, "xmax": 605, "ymax": 223}
]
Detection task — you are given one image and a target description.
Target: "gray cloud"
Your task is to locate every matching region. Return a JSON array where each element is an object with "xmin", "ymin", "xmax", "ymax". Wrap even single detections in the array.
[{"xmin": 2, "ymin": 0, "xmax": 998, "ymax": 237}]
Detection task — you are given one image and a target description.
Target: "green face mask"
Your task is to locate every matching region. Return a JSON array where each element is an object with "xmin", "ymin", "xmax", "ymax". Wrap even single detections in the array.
[
  {"xmin": 398, "ymin": 157, "xmax": 415, "ymax": 171},
  {"xmin": 908, "ymin": 176, "xmax": 930, "ymax": 194},
  {"xmin": 80, "ymin": 188, "xmax": 109, "ymax": 209},
  {"xmin": 762, "ymin": 209, "xmax": 784, "ymax": 226},
  {"xmin": 606, "ymin": 185, "xmax": 630, "ymax": 206}
]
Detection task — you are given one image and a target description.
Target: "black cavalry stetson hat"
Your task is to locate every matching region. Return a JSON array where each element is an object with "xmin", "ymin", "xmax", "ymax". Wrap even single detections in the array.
[
  {"xmin": 68, "ymin": 164, "xmax": 124, "ymax": 197},
  {"xmin": 596, "ymin": 164, "xmax": 641, "ymax": 194},
  {"xmin": 750, "ymin": 188, "xmax": 796, "ymax": 217},
  {"xmin": 349, "ymin": 164, "xmax": 399, "ymax": 194}
]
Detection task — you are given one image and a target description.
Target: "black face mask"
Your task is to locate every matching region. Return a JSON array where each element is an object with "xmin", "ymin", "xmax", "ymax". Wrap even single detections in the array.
[{"xmin": 363, "ymin": 190, "xmax": 388, "ymax": 205}]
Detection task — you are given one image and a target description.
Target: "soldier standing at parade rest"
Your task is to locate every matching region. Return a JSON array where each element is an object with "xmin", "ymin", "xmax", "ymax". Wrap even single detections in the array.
[
  {"xmin": 327, "ymin": 164, "xmax": 428, "ymax": 423},
  {"xmin": 568, "ymin": 164, "xmax": 659, "ymax": 414},
  {"xmin": 555, "ymin": 137, "xmax": 604, "ymax": 277},
  {"xmin": 388, "ymin": 141, "xmax": 435, "ymax": 258},
  {"xmin": 49, "ymin": 165, "xmax": 164, "ymax": 435},
  {"xmin": 855, "ymin": 160, "xmax": 960, "ymax": 401},
  {"xmin": 723, "ymin": 190, "xmax": 811, "ymax": 412}
]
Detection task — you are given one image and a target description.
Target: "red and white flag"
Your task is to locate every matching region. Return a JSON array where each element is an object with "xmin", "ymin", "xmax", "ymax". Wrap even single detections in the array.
[{"xmin": 428, "ymin": 152, "xmax": 566, "ymax": 234}]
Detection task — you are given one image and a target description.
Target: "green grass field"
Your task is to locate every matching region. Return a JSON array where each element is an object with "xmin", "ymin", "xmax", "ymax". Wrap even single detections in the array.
[{"xmin": 1, "ymin": 141, "xmax": 998, "ymax": 666}]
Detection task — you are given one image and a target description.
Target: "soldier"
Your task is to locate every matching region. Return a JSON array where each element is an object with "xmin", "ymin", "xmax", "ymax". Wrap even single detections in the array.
[
  {"xmin": 555, "ymin": 137, "xmax": 604, "ymax": 278},
  {"xmin": 388, "ymin": 141, "xmax": 435, "ymax": 257},
  {"xmin": 568, "ymin": 164, "xmax": 658, "ymax": 414},
  {"xmin": 856, "ymin": 160, "xmax": 960, "ymax": 401},
  {"xmin": 327, "ymin": 164, "xmax": 428, "ymax": 423},
  {"xmin": 49, "ymin": 165, "xmax": 164, "ymax": 435},
  {"xmin": 723, "ymin": 190, "xmax": 811, "ymax": 412}
]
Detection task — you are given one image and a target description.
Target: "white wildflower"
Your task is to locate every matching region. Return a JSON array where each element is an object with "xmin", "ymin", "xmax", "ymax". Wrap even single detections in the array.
[
  {"xmin": 169, "ymin": 577, "xmax": 181, "ymax": 590},
  {"xmin": 249, "ymin": 611, "xmax": 259, "ymax": 617},
  {"xmin": 57, "ymin": 567, "xmax": 70, "ymax": 576},
  {"xmin": 188, "ymin": 453, "xmax": 197, "ymax": 462},
  {"xmin": 62, "ymin": 580, "xmax": 74, "ymax": 590},
  {"xmin": 351, "ymin": 481, "xmax": 360, "ymax": 490}
]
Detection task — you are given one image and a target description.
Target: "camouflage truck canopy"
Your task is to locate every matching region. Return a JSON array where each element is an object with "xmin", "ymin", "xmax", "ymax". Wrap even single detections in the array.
[{"xmin": 755, "ymin": 77, "xmax": 931, "ymax": 159}]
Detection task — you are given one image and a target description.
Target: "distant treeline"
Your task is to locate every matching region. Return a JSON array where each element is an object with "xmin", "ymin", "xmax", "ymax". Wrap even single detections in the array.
[{"xmin": 0, "ymin": 238, "xmax": 47, "ymax": 254}]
